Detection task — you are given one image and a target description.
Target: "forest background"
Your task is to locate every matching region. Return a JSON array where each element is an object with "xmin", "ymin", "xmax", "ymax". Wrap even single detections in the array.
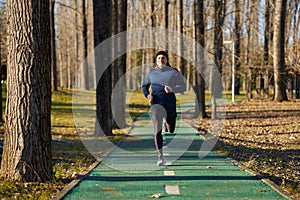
[{"xmin": 0, "ymin": 0, "xmax": 299, "ymax": 199}]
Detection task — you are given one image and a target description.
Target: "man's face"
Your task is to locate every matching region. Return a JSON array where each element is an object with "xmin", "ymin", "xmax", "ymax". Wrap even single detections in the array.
[{"xmin": 156, "ymin": 55, "xmax": 167, "ymax": 68}]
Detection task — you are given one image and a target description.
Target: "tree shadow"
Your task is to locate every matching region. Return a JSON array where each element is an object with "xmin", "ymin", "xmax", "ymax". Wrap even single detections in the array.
[{"xmin": 214, "ymin": 139, "xmax": 300, "ymax": 190}]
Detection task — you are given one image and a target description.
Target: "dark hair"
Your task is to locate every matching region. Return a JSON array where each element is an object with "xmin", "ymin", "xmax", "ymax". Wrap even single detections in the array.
[{"xmin": 155, "ymin": 50, "xmax": 168, "ymax": 60}]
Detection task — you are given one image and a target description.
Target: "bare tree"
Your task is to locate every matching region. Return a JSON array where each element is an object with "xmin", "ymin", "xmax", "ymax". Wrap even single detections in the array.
[
  {"xmin": 234, "ymin": 0, "xmax": 241, "ymax": 95},
  {"xmin": 245, "ymin": 0, "xmax": 253, "ymax": 99},
  {"xmin": 263, "ymin": 0, "xmax": 271, "ymax": 96},
  {"xmin": 93, "ymin": 0, "xmax": 113, "ymax": 136},
  {"xmin": 292, "ymin": 0, "xmax": 299, "ymax": 67},
  {"xmin": 194, "ymin": 0, "xmax": 207, "ymax": 119},
  {"xmin": 0, "ymin": 0, "xmax": 6, "ymax": 123},
  {"xmin": 0, "ymin": 40, "xmax": 2, "ymax": 124},
  {"xmin": 273, "ymin": 0, "xmax": 288, "ymax": 101},
  {"xmin": 80, "ymin": 0, "xmax": 89, "ymax": 90},
  {"xmin": 50, "ymin": 0, "xmax": 58, "ymax": 91},
  {"xmin": 264, "ymin": 0, "xmax": 271, "ymax": 64},
  {"xmin": 212, "ymin": 0, "xmax": 226, "ymax": 119},
  {"xmin": 177, "ymin": 0, "xmax": 184, "ymax": 74},
  {"xmin": 112, "ymin": 0, "xmax": 127, "ymax": 129},
  {"xmin": 163, "ymin": 0, "xmax": 169, "ymax": 50},
  {"xmin": 55, "ymin": 0, "xmax": 79, "ymax": 90},
  {"xmin": 1, "ymin": 0, "xmax": 52, "ymax": 181}
]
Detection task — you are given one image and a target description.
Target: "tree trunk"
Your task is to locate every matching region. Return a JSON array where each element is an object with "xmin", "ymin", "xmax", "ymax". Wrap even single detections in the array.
[
  {"xmin": 264, "ymin": 0, "xmax": 270, "ymax": 63},
  {"xmin": 112, "ymin": 0, "xmax": 127, "ymax": 129},
  {"xmin": 177, "ymin": 0, "xmax": 184, "ymax": 74},
  {"xmin": 263, "ymin": 0, "xmax": 271, "ymax": 97},
  {"xmin": 80, "ymin": 0, "xmax": 89, "ymax": 90},
  {"xmin": 214, "ymin": 0, "xmax": 225, "ymax": 76},
  {"xmin": 0, "ymin": 4, "xmax": 3, "ymax": 123},
  {"xmin": 245, "ymin": 0, "xmax": 252, "ymax": 99},
  {"xmin": 234, "ymin": 0, "xmax": 241, "ymax": 95},
  {"xmin": 50, "ymin": 0, "xmax": 58, "ymax": 92},
  {"xmin": 273, "ymin": 0, "xmax": 288, "ymax": 101},
  {"xmin": 212, "ymin": 0, "xmax": 225, "ymax": 119},
  {"xmin": 149, "ymin": 0, "xmax": 155, "ymax": 63},
  {"xmin": 93, "ymin": 0, "xmax": 113, "ymax": 136},
  {"xmin": 67, "ymin": 39, "xmax": 71, "ymax": 89},
  {"xmin": 292, "ymin": 0, "xmax": 299, "ymax": 67},
  {"xmin": 118, "ymin": 0, "xmax": 127, "ymax": 128},
  {"xmin": 1, "ymin": 0, "xmax": 52, "ymax": 182},
  {"xmin": 194, "ymin": 0, "xmax": 207, "ymax": 119},
  {"xmin": 163, "ymin": 0, "xmax": 169, "ymax": 50},
  {"xmin": 87, "ymin": 0, "xmax": 95, "ymax": 88},
  {"xmin": 0, "ymin": 24, "xmax": 2, "ymax": 123},
  {"xmin": 74, "ymin": 0, "xmax": 79, "ymax": 89}
]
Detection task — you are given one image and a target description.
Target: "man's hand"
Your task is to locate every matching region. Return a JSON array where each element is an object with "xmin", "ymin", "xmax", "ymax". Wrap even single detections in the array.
[
  {"xmin": 147, "ymin": 94, "xmax": 153, "ymax": 103},
  {"xmin": 165, "ymin": 85, "xmax": 173, "ymax": 93}
]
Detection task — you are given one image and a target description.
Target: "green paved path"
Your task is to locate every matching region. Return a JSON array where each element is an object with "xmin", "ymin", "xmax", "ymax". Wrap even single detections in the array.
[{"xmin": 62, "ymin": 105, "xmax": 288, "ymax": 200}]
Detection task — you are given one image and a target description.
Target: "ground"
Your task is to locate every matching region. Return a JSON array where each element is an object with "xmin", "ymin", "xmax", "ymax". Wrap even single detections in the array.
[
  {"xmin": 0, "ymin": 91, "xmax": 299, "ymax": 199},
  {"xmin": 183, "ymin": 99, "xmax": 300, "ymax": 200}
]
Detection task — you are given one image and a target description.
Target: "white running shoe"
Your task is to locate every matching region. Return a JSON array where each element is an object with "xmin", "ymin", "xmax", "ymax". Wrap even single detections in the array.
[{"xmin": 157, "ymin": 156, "xmax": 166, "ymax": 166}]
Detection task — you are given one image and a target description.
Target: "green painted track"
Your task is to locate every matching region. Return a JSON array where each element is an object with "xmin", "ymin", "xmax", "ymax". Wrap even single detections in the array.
[{"xmin": 63, "ymin": 105, "xmax": 288, "ymax": 200}]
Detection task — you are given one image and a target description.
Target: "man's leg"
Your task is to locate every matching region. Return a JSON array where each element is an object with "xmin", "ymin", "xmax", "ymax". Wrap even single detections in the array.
[
  {"xmin": 165, "ymin": 110, "xmax": 177, "ymax": 133},
  {"xmin": 150, "ymin": 105, "xmax": 167, "ymax": 160}
]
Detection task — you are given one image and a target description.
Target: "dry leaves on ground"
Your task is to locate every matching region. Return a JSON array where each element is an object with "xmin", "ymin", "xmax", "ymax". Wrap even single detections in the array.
[{"xmin": 183, "ymin": 100, "xmax": 300, "ymax": 199}]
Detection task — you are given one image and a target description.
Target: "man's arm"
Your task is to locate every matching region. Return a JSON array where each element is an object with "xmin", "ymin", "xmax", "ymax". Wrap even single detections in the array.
[
  {"xmin": 171, "ymin": 71, "xmax": 186, "ymax": 93},
  {"xmin": 142, "ymin": 73, "xmax": 151, "ymax": 97}
]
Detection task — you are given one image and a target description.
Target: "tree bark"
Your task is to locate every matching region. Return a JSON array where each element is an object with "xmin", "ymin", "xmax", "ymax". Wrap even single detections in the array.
[
  {"xmin": 0, "ymin": 20, "xmax": 2, "ymax": 123},
  {"xmin": 245, "ymin": 0, "xmax": 252, "ymax": 99},
  {"xmin": 0, "ymin": 5, "xmax": 3, "ymax": 123},
  {"xmin": 177, "ymin": 0, "xmax": 184, "ymax": 74},
  {"xmin": 50, "ymin": 0, "xmax": 58, "ymax": 92},
  {"xmin": 194, "ymin": 0, "xmax": 207, "ymax": 119},
  {"xmin": 112, "ymin": 0, "xmax": 127, "ymax": 129},
  {"xmin": 273, "ymin": 0, "xmax": 288, "ymax": 101},
  {"xmin": 234, "ymin": 0, "xmax": 241, "ymax": 95},
  {"xmin": 264, "ymin": 0, "xmax": 270, "ymax": 64},
  {"xmin": 263, "ymin": 0, "xmax": 271, "ymax": 97},
  {"xmin": 1, "ymin": 0, "xmax": 52, "ymax": 182},
  {"xmin": 163, "ymin": 0, "xmax": 169, "ymax": 50},
  {"xmin": 292, "ymin": 0, "xmax": 299, "ymax": 67},
  {"xmin": 212, "ymin": 0, "xmax": 225, "ymax": 119},
  {"xmin": 80, "ymin": 0, "xmax": 89, "ymax": 90},
  {"xmin": 93, "ymin": 0, "xmax": 113, "ymax": 136}
]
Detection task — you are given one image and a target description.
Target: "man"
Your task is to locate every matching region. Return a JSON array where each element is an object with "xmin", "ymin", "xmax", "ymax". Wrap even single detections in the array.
[{"xmin": 142, "ymin": 51, "xmax": 186, "ymax": 166}]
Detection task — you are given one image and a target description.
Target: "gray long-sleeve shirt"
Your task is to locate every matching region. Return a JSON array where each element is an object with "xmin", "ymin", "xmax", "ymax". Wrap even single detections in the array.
[{"xmin": 142, "ymin": 65, "xmax": 186, "ymax": 110}]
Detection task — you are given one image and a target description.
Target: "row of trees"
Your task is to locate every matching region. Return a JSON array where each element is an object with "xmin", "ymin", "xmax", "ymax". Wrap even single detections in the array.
[
  {"xmin": 2, "ymin": 0, "xmax": 298, "ymax": 93},
  {"xmin": 51, "ymin": 0, "xmax": 299, "ymax": 91},
  {"xmin": 0, "ymin": 0, "xmax": 297, "ymax": 182}
]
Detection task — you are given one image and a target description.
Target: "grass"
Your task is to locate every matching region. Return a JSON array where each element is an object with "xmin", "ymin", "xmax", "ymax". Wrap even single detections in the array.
[
  {"xmin": 0, "ymin": 89, "xmax": 98, "ymax": 199},
  {"xmin": 0, "ymin": 88, "xmax": 153, "ymax": 199}
]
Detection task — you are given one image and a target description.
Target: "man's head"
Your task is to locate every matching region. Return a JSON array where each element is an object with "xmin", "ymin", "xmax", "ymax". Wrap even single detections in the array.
[{"xmin": 155, "ymin": 50, "xmax": 168, "ymax": 68}]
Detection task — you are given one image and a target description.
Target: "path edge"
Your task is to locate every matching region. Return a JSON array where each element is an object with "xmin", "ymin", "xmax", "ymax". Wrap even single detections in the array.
[
  {"xmin": 51, "ymin": 160, "xmax": 101, "ymax": 200},
  {"xmin": 185, "ymin": 102, "xmax": 292, "ymax": 200},
  {"xmin": 224, "ymin": 153, "xmax": 292, "ymax": 199},
  {"xmin": 52, "ymin": 127, "xmax": 134, "ymax": 200}
]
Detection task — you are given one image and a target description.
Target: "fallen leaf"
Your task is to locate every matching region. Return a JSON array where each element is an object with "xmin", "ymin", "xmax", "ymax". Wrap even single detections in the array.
[{"xmin": 149, "ymin": 193, "xmax": 162, "ymax": 198}]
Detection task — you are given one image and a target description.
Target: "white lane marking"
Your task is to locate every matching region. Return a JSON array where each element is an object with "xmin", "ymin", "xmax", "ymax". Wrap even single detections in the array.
[
  {"xmin": 165, "ymin": 185, "xmax": 180, "ymax": 195},
  {"xmin": 164, "ymin": 171, "xmax": 175, "ymax": 176}
]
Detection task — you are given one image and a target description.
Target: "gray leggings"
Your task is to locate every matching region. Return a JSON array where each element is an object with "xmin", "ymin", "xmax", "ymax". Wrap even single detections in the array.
[{"xmin": 150, "ymin": 104, "xmax": 177, "ymax": 150}]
